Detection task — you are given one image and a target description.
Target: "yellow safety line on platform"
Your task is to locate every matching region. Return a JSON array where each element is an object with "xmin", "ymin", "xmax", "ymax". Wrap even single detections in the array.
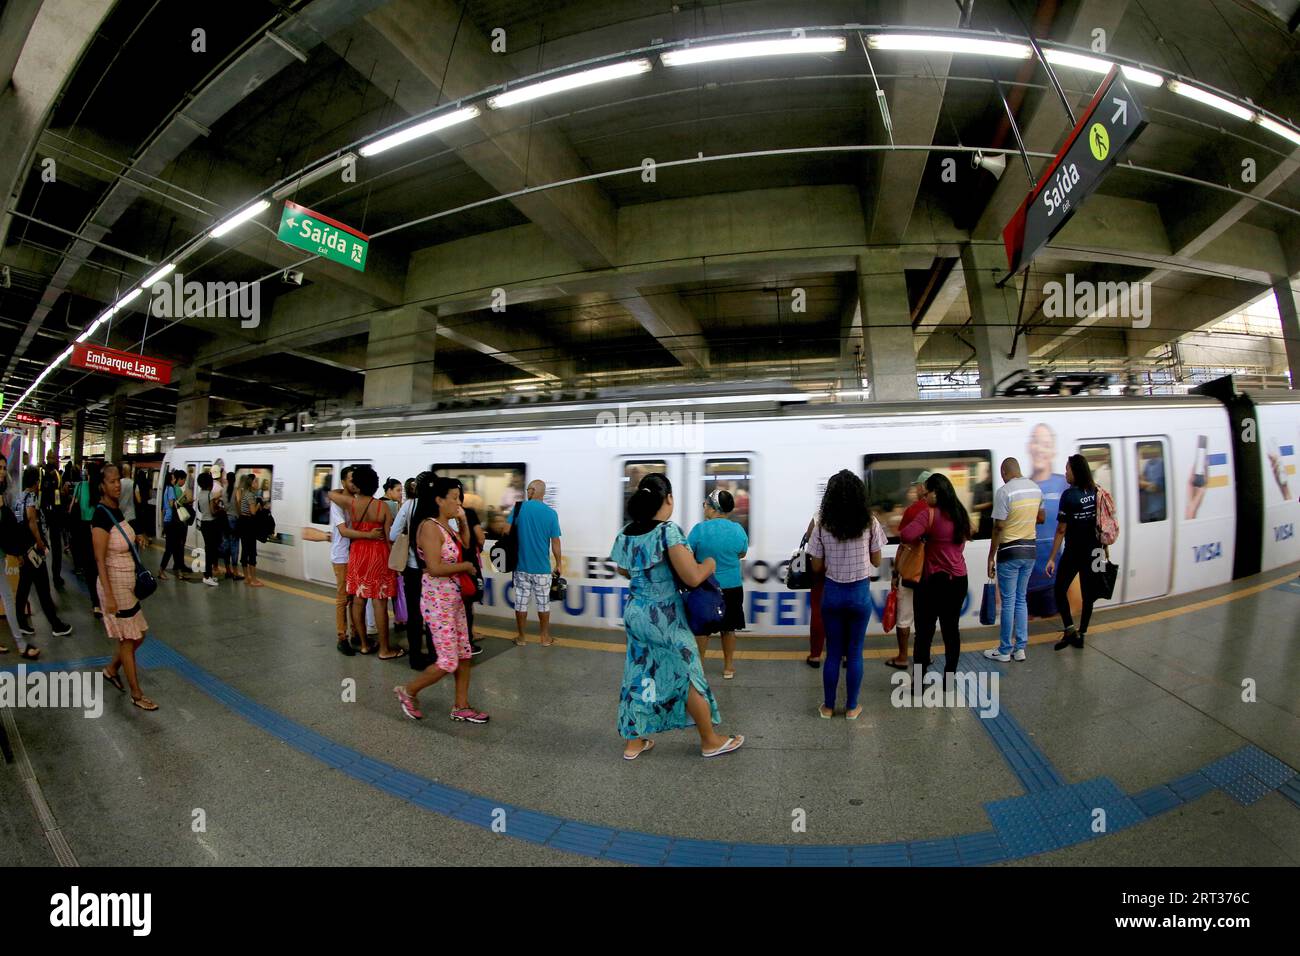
[{"xmin": 253, "ymin": 570, "xmax": 1298, "ymax": 661}]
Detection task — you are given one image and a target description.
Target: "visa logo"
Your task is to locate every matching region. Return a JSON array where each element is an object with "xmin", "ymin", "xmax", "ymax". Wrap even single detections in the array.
[
  {"xmin": 1276, "ymin": 524, "xmax": 1295, "ymax": 542},
  {"xmin": 1193, "ymin": 542, "xmax": 1222, "ymax": 563}
]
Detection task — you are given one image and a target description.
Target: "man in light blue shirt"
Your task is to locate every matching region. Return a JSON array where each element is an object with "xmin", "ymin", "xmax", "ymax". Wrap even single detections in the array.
[{"xmin": 506, "ymin": 479, "xmax": 562, "ymax": 646}]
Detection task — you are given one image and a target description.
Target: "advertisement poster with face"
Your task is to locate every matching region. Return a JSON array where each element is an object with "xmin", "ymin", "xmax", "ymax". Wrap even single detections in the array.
[{"xmin": 1026, "ymin": 422, "xmax": 1069, "ymax": 618}]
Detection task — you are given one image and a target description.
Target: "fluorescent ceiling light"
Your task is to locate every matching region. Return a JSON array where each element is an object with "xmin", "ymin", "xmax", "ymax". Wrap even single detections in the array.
[
  {"xmin": 210, "ymin": 199, "xmax": 271, "ymax": 238},
  {"xmin": 1256, "ymin": 114, "xmax": 1300, "ymax": 146},
  {"xmin": 487, "ymin": 59, "xmax": 652, "ymax": 109},
  {"xmin": 141, "ymin": 263, "xmax": 175, "ymax": 288},
  {"xmin": 359, "ymin": 107, "xmax": 481, "ymax": 157},
  {"xmin": 1041, "ymin": 51, "xmax": 1162, "ymax": 87},
  {"xmin": 1167, "ymin": 79, "xmax": 1254, "ymax": 121},
  {"xmin": 868, "ymin": 34, "xmax": 1031, "ymax": 59},
  {"xmin": 272, "ymin": 152, "xmax": 359, "ymax": 197},
  {"xmin": 661, "ymin": 37, "xmax": 846, "ymax": 66},
  {"xmin": 110, "ymin": 288, "xmax": 143, "ymax": 314}
]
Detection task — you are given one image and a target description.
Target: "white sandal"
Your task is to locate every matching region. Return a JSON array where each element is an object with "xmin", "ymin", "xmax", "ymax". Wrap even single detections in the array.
[
  {"xmin": 623, "ymin": 739, "xmax": 654, "ymax": 760},
  {"xmin": 702, "ymin": 734, "xmax": 744, "ymax": 758}
]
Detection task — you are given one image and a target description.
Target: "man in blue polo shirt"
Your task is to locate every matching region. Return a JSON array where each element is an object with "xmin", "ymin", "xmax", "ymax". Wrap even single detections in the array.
[{"xmin": 507, "ymin": 480, "xmax": 562, "ymax": 647}]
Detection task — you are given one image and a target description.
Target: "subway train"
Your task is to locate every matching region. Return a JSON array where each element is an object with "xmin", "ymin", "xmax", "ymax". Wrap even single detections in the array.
[{"xmin": 163, "ymin": 382, "xmax": 1300, "ymax": 635}]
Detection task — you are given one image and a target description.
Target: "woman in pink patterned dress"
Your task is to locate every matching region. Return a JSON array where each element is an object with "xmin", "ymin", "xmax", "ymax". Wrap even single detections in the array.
[
  {"xmin": 92, "ymin": 463, "xmax": 157, "ymax": 711},
  {"xmin": 394, "ymin": 476, "xmax": 488, "ymax": 724}
]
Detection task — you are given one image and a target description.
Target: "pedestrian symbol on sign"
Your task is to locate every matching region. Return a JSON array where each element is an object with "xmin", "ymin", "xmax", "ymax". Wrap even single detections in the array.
[{"xmin": 1089, "ymin": 123, "xmax": 1110, "ymax": 161}]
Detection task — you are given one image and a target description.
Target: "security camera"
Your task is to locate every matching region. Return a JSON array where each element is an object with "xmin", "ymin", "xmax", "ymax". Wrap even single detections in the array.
[{"xmin": 281, "ymin": 269, "xmax": 303, "ymax": 285}]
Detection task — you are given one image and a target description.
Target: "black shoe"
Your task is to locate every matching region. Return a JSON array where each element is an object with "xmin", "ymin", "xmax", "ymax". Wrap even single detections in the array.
[
  {"xmin": 1054, "ymin": 627, "xmax": 1077, "ymax": 651},
  {"xmin": 53, "ymin": 577, "xmax": 65, "ymax": 590},
  {"xmin": 1073, "ymin": 632, "xmax": 1086, "ymax": 648},
  {"xmin": 470, "ymin": 641, "xmax": 484, "ymax": 657},
  {"xmin": 17, "ymin": 619, "xmax": 35, "ymax": 636},
  {"xmin": 51, "ymin": 621, "xmax": 73, "ymax": 637},
  {"xmin": 336, "ymin": 638, "xmax": 356, "ymax": 656}
]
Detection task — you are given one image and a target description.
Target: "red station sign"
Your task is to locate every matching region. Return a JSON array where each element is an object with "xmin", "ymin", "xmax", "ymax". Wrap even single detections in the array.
[{"xmin": 71, "ymin": 343, "xmax": 175, "ymax": 384}]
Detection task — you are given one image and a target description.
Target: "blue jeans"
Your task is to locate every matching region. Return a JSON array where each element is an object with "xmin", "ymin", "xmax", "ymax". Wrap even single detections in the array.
[
  {"xmin": 996, "ymin": 556, "xmax": 1035, "ymax": 654},
  {"xmin": 820, "ymin": 578, "xmax": 871, "ymax": 710}
]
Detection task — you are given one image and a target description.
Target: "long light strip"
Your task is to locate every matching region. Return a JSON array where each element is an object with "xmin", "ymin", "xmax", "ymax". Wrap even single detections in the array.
[
  {"xmin": 1256, "ymin": 114, "xmax": 1300, "ymax": 146},
  {"xmin": 1042, "ymin": 49, "xmax": 1161, "ymax": 87},
  {"xmin": 661, "ymin": 37, "xmax": 846, "ymax": 66},
  {"xmin": 1168, "ymin": 79, "xmax": 1255, "ymax": 121},
  {"xmin": 867, "ymin": 34, "xmax": 1031, "ymax": 58},
  {"xmin": 209, "ymin": 199, "xmax": 271, "ymax": 238},
  {"xmin": 358, "ymin": 107, "xmax": 480, "ymax": 157},
  {"xmin": 487, "ymin": 59, "xmax": 652, "ymax": 109},
  {"xmin": 110, "ymin": 288, "xmax": 143, "ymax": 314},
  {"xmin": 141, "ymin": 263, "xmax": 176, "ymax": 288},
  {"xmin": 271, "ymin": 151, "xmax": 358, "ymax": 198}
]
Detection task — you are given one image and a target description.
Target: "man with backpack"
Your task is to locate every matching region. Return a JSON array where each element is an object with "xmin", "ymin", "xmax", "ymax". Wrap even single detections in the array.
[
  {"xmin": 9, "ymin": 466, "xmax": 73, "ymax": 640},
  {"xmin": 1044, "ymin": 453, "xmax": 1117, "ymax": 650}
]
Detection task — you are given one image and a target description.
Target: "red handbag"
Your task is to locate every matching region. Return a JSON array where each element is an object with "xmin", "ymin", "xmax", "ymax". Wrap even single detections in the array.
[
  {"xmin": 439, "ymin": 520, "xmax": 478, "ymax": 599},
  {"xmin": 881, "ymin": 586, "xmax": 898, "ymax": 633}
]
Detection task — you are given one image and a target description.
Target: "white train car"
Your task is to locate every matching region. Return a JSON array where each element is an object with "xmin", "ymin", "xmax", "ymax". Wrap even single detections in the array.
[{"xmin": 165, "ymin": 388, "xmax": 1300, "ymax": 636}]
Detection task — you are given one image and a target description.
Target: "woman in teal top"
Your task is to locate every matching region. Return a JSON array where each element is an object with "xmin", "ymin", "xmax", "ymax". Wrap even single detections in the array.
[
  {"xmin": 687, "ymin": 489, "xmax": 749, "ymax": 679},
  {"xmin": 612, "ymin": 473, "xmax": 744, "ymax": 761}
]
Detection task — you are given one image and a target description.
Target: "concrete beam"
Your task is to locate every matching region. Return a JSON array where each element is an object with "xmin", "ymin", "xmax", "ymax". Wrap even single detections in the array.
[
  {"xmin": 359, "ymin": 0, "xmax": 619, "ymax": 268},
  {"xmin": 858, "ymin": 251, "xmax": 918, "ymax": 401},
  {"xmin": 622, "ymin": 289, "xmax": 711, "ymax": 370},
  {"xmin": 1274, "ymin": 277, "xmax": 1300, "ymax": 386},
  {"xmin": 1126, "ymin": 276, "xmax": 1269, "ymax": 360},
  {"xmin": 961, "ymin": 243, "xmax": 1027, "ymax": 396}
]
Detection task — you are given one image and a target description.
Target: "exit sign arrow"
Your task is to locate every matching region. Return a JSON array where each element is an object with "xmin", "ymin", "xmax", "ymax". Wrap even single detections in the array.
[{"xmin": 1112, "ymin": 96, "xmax": 1129, "ymax": 126}]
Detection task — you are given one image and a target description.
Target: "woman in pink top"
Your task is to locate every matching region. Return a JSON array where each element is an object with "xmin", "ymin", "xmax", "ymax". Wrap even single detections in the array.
[{"xmin": 899, "ymin": 473, "xmax": 971, "ymax": 677}]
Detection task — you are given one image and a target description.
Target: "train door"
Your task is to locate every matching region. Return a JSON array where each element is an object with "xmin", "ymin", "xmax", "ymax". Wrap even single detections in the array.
[
  {"xmin": 182, "ymin": 459, "xmax": 211, "ymax": 559},
  {"xmin": 1125, "ymin": 436, "xmax": 1173, "ymax": 601},
  {"xmin": 697, "ymin": 453, "xmax": 755, "ymax": 550},
  {"xmin": 303, "ymin": 460, "xmax": 364, "ymax": 586}
]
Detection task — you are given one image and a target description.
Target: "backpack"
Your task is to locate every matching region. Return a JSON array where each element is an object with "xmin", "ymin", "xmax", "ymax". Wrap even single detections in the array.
[
  {"xmin": 490, "ymin": 500, "xmax": 522, "ymax": 573},
  {"xmin": 1, "ymin": 495, "xmax": 35, "ymax": 556},
  {"xmin": 1096, "ymin": 485, "xmax": 1119, "ymax": 546},
  {"xmin": 254, "ymin": 506, "xmax": 276, "ymax": 542}
]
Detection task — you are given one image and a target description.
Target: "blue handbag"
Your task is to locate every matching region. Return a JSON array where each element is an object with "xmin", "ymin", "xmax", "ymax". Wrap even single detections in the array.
[
  {"xmin": 661, "ymin": 523, "xmax": 726, "ymax": 636},
  {"xmin": 979, "ymin": 581, "xmax": 997, "ymax": 626}
]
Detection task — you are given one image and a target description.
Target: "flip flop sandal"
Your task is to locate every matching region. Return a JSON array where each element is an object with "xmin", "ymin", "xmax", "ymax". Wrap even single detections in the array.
[
  {"xmin": 623, "ymin": 739, "xmax": 655, "ymax": 761},
  {"xmin": 702, "ymin": 734, "xmax": 744, "ymax": 758},
  {"xmin": 103, "ymin": 670, "xmax": 125, "ymax": 693},
  {"xmin": 884, "ymin": 659, "xmax": 908, "ymax": 670},
  {"xmin": 131, "ymin": 696, "xmax": 159, "ymax": 711},
  {"xmin": 722, "ymin": 670, "xmax": 736, "ymax": 680},
  {"xmin": 20, "ymin": 647, "xmax": 40, "ymax": 660},
  {"xmin": 818, "ymin": 706, "xmax": 833, "ymax": 719},
  {"xmin": 0, "ymin": 643, "xmax": 8, "ymax": 654},
  {"xmin": 378, "ymin": 648, "xmax": 407, "ymax": 661}
]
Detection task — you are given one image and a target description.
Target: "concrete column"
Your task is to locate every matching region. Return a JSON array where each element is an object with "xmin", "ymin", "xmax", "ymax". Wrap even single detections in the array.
[
  {"xmin": 961, "ymin": 243, "xmax": 1027, "ymax": 397},
  {"xmin": 71, "ymin": 408, "xmax": 85, "ymax": 466},
  {"xmin": 175, "ymin": 368, "xmax": 211, "ymax": 441},
  {"xmin": 104, "ymin": 394, "xmax": 127, "ymax": 461},
  {"xmin": 362, "ymin": 307, "xmax": 447, "ymax": 408},
  {"xmin": 1274, "ymin": 276, "xmax": 1300, "ymax": 387},
  {"xmin": 857, "ymin": 251, "xmax": 918, "ymax": 402}
]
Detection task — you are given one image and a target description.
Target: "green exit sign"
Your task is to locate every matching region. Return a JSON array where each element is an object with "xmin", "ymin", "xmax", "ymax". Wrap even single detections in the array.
[{"xmin": 277, "ymin": 200, "xmax": 369, "ymax": 272}]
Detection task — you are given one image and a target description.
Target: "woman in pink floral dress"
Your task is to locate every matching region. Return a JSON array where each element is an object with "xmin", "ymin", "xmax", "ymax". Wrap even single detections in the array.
[
  {"xmin": 394, "ymin": 475, "xmax": 488, "ymax": 724},
  {"xmin": 92, "ymin": 463, "xmax": 157, "ymax": 711}
]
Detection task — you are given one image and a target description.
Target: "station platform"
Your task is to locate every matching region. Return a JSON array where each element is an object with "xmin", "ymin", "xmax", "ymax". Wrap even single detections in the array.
[{"xmin": 2, "ymin": 561, "xmax": 1298, "ymax": 868}]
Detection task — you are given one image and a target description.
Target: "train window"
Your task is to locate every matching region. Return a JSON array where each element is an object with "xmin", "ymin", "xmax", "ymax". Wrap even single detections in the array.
[
  {"xmin": 1079, "ymin": 444, "xmax": 1114, "ymax": 498},
  {"xmin": 311, "ymin": 464, "xmax": 333, "ymax": 525},
  {"xmin": 864, "ymin": 450, "xmax": 993, "ymax": 542},
  {"xmin": 1136, "ymin": 441, "xmax": 1167, "ymax": 523},
  {"xmin": 702, "ymin": 458, "xmax": 751, "ymax": 535},
  {"xmin": 233, "ymin": 465, "xmax": 274, "ymax": 509},
  {"xmin": 431, "ymin": 463, "xmax": 526, "ymax": 540},
  {"xmin": 622, "ymin": 460, "xmax": 667, "ymax": 525}
]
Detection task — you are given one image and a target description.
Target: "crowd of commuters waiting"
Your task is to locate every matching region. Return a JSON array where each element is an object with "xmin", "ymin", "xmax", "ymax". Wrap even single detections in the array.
[{"xmin": 2, "ymin": 447, "xmax": 1113, "ymax": 755}]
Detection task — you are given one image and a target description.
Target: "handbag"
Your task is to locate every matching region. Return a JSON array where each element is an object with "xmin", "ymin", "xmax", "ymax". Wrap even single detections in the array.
[
  {"xmin": 549, "ymin": 570, "xmax": 567, "ymax": 602},
  {"xmin": 783, "ymin": 525, "xmax": 816, "ymax": 590},
  {"xmin": 436, "ymin": 520, "xmax": 478, "ymax": 599},
  {"xmin": 388, "ymin": 513, "xmax": 411, "ymax": 571},
  {"xmin": 97, "ymin": 504, "xmax": 156, "ymax": 602},
  {"xmin": 979, "ymin": 581, "xmax": 997, "ymax": 626},
  {"xmin": 881, "ymin": 586, "xmax": 898, "ymax": 633},
  {"xmin": 897, "ymin": 508, "xmax": 933, "ymax": 588},
  {"xmin": 1096, "ymin": 557, "xmax": 1120, "ymax": 600},
  {"xmin": 661, "ymin": 523, "xmax": 725, "ymax": 636}
]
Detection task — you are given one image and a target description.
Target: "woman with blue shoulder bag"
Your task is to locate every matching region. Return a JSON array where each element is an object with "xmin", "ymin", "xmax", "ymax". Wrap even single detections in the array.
[
  {"xmin": 688, "ymin": 489, "xmax": 748, "ymax": 679},
  {"xmin": 612, "ymin": 473, "xmax": 743, "ymax": 761}
]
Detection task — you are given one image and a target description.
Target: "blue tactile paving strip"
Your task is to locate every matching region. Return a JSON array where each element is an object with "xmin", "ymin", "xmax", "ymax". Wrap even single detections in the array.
[
  {"xmin": 4, "ymin": 638, "xmax": 1297, "ymax": 866},
  {"xmin": 1271, "ymin": 578, "xmax": 1300, "ymax": 596}
]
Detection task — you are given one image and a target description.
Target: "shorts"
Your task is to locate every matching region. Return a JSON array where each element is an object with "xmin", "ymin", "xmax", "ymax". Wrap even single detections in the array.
[
  {"xmin": 896, "ymin": 585, "xmax": 915, "ymax": 630},
  {"xmin": 721, "ymin": 586, "xmax": 746, "ymax": 632},
  {"xmin": 512, "ymin": 570, "xmax": 552, "ymax": 613}
]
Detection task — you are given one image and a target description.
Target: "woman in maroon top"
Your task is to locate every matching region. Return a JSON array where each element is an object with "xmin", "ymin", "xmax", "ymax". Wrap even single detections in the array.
[{"xmin": 899, "ymin": 473, "xmax": 971, "ymax": 677}]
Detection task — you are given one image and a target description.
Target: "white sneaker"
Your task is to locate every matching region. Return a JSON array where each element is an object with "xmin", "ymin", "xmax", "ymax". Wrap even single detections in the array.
[
  {"xmin": 1013, "ymin": 649, "xmax": 1027, "ymax": 662},
  {"xmin": 202, "ymin": 576, "xmax": 219, "ymax": 587},
  {"xmin": 983, "ymin": 648, "xmax": 1011, "ymax": 662}
]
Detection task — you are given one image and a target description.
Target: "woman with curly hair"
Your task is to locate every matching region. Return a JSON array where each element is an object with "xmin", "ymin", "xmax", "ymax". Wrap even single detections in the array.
[
  {"xmin": 808, "ymin": 470, "xmax": 885, "ymax": 719},
  {"xmin": 900, "ymin": 472, "xmax": 972, "ymax": 678}
]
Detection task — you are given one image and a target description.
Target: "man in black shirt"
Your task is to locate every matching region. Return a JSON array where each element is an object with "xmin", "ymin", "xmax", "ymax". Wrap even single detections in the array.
[{"xmin": 40, "ymin": 450, "xmax": 64, "ymax": 588}]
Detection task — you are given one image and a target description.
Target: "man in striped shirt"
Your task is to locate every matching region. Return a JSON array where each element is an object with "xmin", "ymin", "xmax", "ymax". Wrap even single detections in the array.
[{"xmin": 985, "ymin": 458, "xmax": 1045, "ymax": 662}]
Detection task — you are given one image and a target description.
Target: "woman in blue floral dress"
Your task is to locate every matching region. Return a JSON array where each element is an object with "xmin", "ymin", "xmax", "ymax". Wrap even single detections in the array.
[{"xmin": 612, "ymin": 474, "xmax": 744, "ymax": 761}]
